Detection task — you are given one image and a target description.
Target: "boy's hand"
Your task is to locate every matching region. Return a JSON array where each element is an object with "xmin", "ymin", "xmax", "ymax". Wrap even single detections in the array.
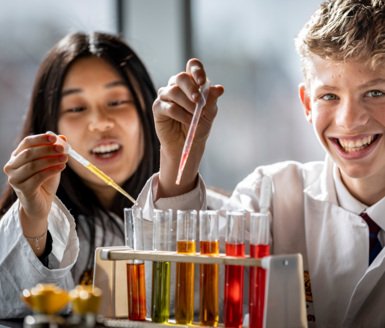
[
  {"xmin": 3, "ymin": 133, "xmax": 68, "ymax": 246},
  {"xmin": 153, "ymin": 58, "xmax": 224, "ymax": 198}
]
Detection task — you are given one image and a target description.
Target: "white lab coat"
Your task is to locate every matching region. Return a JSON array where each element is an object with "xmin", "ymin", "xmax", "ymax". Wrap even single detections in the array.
[
  {"xmin": 137, "ymin": 156, "xmax": 385, "ymax": 328},
  {"xmin": 0, "ymin": 198, "xmax": 78, "ymax": 318}
]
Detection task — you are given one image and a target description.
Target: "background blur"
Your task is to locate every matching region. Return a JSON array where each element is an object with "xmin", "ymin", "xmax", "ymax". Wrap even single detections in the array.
[{"xmin": 0, "ymin": 0, "xmax": 324, "ymax": 193}]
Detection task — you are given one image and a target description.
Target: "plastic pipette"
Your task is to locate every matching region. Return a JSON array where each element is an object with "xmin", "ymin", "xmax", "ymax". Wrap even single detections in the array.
[
  {"xmin": 47, "ymin": 131, "xmax": 137, "ymax": 205},
  {"xmin": 175, "ymin": 80, "xmax": 210, "ymax": 185}
]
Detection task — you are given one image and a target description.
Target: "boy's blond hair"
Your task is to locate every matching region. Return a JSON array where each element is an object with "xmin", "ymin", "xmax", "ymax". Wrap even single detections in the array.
[{"xmin": 296, "ymin": 0, "xmax": 385, "ymax": 79}]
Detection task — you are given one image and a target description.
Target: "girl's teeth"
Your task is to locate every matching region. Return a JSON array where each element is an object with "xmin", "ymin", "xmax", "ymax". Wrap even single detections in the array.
[{"xmin": 92, "ymin": 144, "xmax": 120, "ymax": 154}]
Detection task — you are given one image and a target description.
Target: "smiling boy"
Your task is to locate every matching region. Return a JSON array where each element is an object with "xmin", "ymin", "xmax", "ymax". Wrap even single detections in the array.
[{"xmin": 137, "ymin": 0, "xmax": 385, "ymax": 326}]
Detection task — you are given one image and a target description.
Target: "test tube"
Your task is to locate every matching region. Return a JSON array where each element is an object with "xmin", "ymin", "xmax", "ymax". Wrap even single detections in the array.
[
  {"xmin": 124, "ymin": 207, "xmax": 146, "ymax": 321},
  {"xmin": 151, "ymin": 209, "xmax": 173, "ymax": 323},
  {"xmin": 249, "ymin": 212, "xmax": 270, "ymax": 328},
  {"xmin": 199, "ymin": 210, "xmax": 219, "ymax": 327},
  {"xmin": 175, "ymin": 210, "xmax": 197, "ymax": 324},
  {"xmin": 224, "ymin": 211, "xmax": 246, "ymax": 328}
]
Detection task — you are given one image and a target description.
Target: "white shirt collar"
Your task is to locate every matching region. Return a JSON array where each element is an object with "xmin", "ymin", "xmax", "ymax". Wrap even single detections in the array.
[{"xmin": 333, "ymin": 165, "xmax": 385, "ymax": 229}]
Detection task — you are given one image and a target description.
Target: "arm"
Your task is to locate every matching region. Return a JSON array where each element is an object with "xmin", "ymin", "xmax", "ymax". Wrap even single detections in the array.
[
  {"xmin": 0, "ymin": 197, "xmax": 79, "ymax": 318},
  {"xmin": 153, "ymin": 58, "xmax": 224, "ymax": 199},
  {"xmin": 2, "ymin": 133, "xmax": 68, "ymax": 256}
]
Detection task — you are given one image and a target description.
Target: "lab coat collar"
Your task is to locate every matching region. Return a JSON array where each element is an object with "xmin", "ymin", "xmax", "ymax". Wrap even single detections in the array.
[{"xmin": 304, "ymin": 155, "xmax": 338, "ymax": 204}]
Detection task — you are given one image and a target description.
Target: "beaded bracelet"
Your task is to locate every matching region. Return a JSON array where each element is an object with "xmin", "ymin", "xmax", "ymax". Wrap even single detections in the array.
[{"xmin": 24, "ymin": 230, "xmax": 47, "ymax": 251}]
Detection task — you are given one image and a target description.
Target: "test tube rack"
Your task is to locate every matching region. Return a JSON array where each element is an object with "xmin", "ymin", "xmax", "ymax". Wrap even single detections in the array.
[{"xmin": 93, "ymin": 247, "xmax": 308, "ymax": 328}]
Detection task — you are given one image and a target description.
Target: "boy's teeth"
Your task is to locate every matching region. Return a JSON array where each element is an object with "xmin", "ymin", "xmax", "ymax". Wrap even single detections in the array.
[{"xmin": 338, "ymin": 136, "xmax": 374, "ymax": 152}]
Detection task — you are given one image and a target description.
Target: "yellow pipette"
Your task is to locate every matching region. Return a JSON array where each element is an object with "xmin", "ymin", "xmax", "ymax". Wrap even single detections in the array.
[{"xmin": 47, "ymin": 131, "xmax": 137, "ymax": 205}]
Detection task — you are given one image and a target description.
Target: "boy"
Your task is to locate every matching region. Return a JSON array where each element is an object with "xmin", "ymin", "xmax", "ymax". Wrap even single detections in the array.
[{"xmin": 137, "ymin": 0, "xmax": 385, "ymax": 326}]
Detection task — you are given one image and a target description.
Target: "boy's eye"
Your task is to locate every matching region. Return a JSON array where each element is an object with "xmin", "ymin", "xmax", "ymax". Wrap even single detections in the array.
[
  {"xmin": 366, "ymin": 90, "xmax": 385, "ymax": 98},
  {"xmin": 320, "ymin": 93, "xmax": 338, "ymax": 101}
]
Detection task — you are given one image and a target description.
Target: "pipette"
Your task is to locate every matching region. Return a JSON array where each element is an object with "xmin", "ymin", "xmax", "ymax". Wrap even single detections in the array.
[
  {"xmin": 175, "ymin": 80, "xmax": 210, "ymax": 185},
  {"xmin": 47, "ymin": 131, "xmax": 137, "ymax": 205}
]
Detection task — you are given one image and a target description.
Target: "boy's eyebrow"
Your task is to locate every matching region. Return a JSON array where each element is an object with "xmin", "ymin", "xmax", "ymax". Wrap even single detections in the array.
[
  {"xmin": 61, "ymin": 80, "xmax": 127, "ymax": 97},
  {"xmin": 360, "ymin": 78, "xmax": 385, "ymax": 89}
]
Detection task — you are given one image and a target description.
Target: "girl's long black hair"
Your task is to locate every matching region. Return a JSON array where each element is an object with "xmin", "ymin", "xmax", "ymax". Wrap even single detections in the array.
[{"xmin": 0, "ymin": 32, "xmax": 160, "ymax": 279}]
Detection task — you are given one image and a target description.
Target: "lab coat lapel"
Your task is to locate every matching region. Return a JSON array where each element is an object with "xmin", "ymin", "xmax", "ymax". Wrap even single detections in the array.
[
  {"xmin": 304, "ymin": 197, "xmax": 367, "ymax": 326},
  {"xmin": 342, "ymin": 246, "xmax": 385, "ymax": 326},
  {"xmin": 303, "ymin": 158, "xmax": 368, "ymax": 326}
]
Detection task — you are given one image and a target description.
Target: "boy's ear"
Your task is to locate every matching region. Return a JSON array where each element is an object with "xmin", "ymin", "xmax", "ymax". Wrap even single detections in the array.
[{"xmin": 298, "ymin": 83, "xmax": 312, "ymax": 123}]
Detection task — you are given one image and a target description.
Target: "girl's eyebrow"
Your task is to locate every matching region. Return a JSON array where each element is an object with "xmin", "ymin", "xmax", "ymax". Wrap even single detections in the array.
[{"xmin": 61, "ymin": 80, "xmax": 126, "ymax": 97}]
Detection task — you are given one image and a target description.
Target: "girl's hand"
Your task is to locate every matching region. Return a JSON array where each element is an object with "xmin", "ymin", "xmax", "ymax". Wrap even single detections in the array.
[
  {"xmin": 3, "ymin": 133, "xmax": 68, "ymax": 247},
  {"xmin": 153, "ymin": 58, "xmax": 224, "ymax": 198}
]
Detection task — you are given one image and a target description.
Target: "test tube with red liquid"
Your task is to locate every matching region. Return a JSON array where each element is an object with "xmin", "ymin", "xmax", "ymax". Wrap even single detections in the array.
[
  {"xmin": 224, "ymin": 211, "xmax": 246, "ymax": 328},
  {"xmin": 249, "ymin": 212, "xmax": 270, "ymax": 328},
  {"xmin": 175, "ymin": 210, "xmax": 197, "ymax": 324},
  {"xmin": 124, "ymin": 207, "xmax": 146, "ymax": 321},
  {"xmin": 199, "ymin": 210, "xmax": 219, "ymax": 326},
  {"xmin": 151, "ymin": 209, "xmax": 172, "ymax": 323}
]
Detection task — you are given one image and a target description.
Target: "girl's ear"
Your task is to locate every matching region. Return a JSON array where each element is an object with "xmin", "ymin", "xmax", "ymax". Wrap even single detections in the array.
[{"xmin": 298, "ymin": 83, "xmax": 312, "ymax": 123}]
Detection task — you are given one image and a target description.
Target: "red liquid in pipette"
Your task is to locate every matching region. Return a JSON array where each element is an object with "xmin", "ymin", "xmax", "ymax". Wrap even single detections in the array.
[
  {"xmin": 249, "ymin": 244, "xmax": 270, "ymax": 328},
  {"xmin": 224, "ymin": 242, "xmax": 245, "ymax": 328}
]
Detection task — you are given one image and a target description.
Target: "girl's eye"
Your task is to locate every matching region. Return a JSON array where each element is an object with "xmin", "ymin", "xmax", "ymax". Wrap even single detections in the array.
[
  {"xmin": 366, "ymin": 90, "xmax": 385, "ymax": 98},
  {"xmin": 320, "ymin": 93, "xmax": 338, "ymax": 101},
  {"xmin": 63, "ymin": 106, "xmax": 86, "ymax": 113},
  {"xmin": 107, "ymin": 99, "xmax": 132, "ymax": 107}
]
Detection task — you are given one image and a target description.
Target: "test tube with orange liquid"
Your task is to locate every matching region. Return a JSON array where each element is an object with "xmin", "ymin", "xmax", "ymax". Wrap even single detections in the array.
[
  {"xmin": 175, "ymin": 210, "xmax": 197, "ymax": 324},
  {"xmin": 249, "ymin": 212, "xmax": 270, "ymax": 328},
  {"xmin": 224, "ymin": 211, "xmax": 246, "ymax": 328},
  {"xmin": 199, "ymin": 210, "xmax": 220, "ymax": 327},
  {"xmin": 124, "ymin": 207, "xmax": 146, "ymax": 321},
  {"xmin": 151, "ymin": 209, "xmax": 173, "ymax": 323}
]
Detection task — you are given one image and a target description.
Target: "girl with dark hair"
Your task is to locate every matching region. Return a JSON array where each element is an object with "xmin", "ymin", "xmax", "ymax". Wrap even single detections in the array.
[{"xmin": 0, "ymin": 31, "xmax": 159, "ymax": 317}]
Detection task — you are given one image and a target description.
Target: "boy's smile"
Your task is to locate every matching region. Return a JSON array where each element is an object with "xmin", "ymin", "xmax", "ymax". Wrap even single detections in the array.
[{"xmin": 299, "ymin": 55, "xmax": 385, "ymax": 204}]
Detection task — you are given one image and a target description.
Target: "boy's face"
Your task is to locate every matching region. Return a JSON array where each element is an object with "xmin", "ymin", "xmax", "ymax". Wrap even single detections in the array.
[{"xmin": 299, "ymin": 55, "xmax": 385, "ymax": 199}]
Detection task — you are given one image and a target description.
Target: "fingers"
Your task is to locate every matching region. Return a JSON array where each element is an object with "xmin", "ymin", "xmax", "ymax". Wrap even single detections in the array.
[
  {"xmin": 156, "ymin": 59, "xmax": 224, "ymax": 124},
  {"xmin": 3, "ymin": 133, "xmax": 68, "ymax": 190}
]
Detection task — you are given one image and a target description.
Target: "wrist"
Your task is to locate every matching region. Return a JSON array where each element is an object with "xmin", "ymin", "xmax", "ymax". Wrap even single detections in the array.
[{"xmin": 157, "ymin": 143, "xmax": 204, "ymax": 199}]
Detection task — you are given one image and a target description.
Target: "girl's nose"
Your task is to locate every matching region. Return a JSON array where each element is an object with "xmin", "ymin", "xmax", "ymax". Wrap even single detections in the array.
[{"xmin": 88, "ymin": 113, "xmax": 114, "ymax": 132}]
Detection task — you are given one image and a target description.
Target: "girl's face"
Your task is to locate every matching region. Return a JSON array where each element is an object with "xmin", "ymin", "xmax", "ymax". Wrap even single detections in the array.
[{"xmin": 58, "ymin": 56, "xmax": 144, "ymax": 204}]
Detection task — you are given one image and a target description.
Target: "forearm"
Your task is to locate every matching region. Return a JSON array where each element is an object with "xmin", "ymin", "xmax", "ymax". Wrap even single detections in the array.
[{"xmin": 19, "ymin": 207, "xmax": 49, "ymax": 257}]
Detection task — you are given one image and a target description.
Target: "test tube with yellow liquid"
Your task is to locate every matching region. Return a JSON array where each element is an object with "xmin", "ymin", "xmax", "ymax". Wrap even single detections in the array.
[
  {"xmin": 175, "ymin": 210, "xmax": 197, "ymax": 324},
  {"xmin": 199, "ymin": 210, "xmax": 219, "ymax": 327}
]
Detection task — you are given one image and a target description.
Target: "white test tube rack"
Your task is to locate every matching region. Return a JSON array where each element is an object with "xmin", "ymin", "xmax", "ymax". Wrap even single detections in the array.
[{"xmin": 93, "ymin": 247, "xmax": 308, "ymax": 328}]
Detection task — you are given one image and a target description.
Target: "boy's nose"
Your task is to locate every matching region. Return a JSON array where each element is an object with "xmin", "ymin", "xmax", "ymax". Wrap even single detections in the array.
[{"xmin": 336, "ymin": 100, "xmax": 369, "ymax": 129}]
